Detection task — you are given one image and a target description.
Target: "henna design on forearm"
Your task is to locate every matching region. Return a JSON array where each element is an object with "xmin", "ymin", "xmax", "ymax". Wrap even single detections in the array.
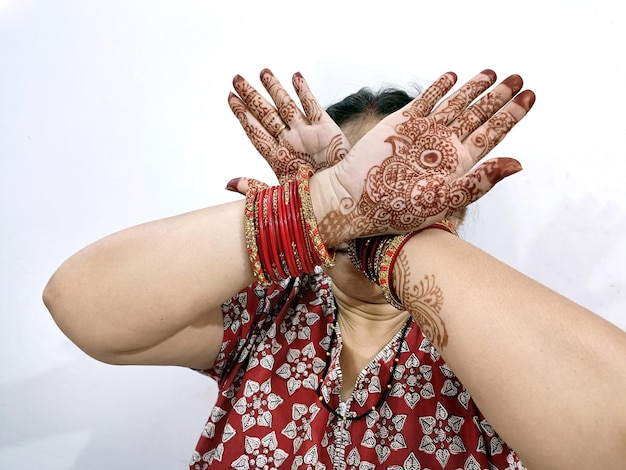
[{"xmin": 395, "ymin": 252, "xmax": 448, "ymax": 348}]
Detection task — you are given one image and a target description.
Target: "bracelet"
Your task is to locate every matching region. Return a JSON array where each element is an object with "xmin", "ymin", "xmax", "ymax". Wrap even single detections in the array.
[
  {"xmin": 378, "ymin": 233, "xmax": 415, "ymax": 310},
  {"xmin": 266, "ymin": 185, "xmax": 288, "ymax": 280},
  {"xmin": 346, "ymin": 218, "xmax": 458, "ymax": 308},
  {"xmin": 242, "ymin": 169, "xmax": 336, "ymax": 285},
  {"xmin": 378, "ymin": 218, "xmax": 458, "ymax": 309},
  {"xmin": 277, "ymin": 181, "xmax": 301, "ymax": 276},
  {"xmin": 296, "ymin": 165, "xmax": 335, "ymax": 268},
  {"xmin": 289, "ymin": 178, "xmax": 317, "ymax": 273},
  {"xmin": 243, "ymin": 186, "xmax": 270, "ymax": 287}
]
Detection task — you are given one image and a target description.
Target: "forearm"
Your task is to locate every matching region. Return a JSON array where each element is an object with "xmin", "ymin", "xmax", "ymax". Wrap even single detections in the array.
[
  {"xmin": 43, "ymin": 200, "xmax": 253, "ymax": 367},
  {"xmin": 395, "ymin": 229, "xmax": 626, "ymax": 469}
]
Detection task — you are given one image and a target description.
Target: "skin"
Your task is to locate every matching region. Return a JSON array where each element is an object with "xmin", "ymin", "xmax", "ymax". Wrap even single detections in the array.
[{"xmin": 43, "ymin": 69, "xmax": 626, "ymax": 469}]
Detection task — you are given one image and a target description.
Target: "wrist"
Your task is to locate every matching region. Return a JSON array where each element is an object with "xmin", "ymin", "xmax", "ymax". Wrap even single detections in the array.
[
  {"xmin": 242, "ymin": 168, "xmax": 337, "ymax": 286},
  {"xmin": 308, "ymin": 168, "xmax": 347, "ymax": 248},
  {"xmin": 347, "ymin": 220, "xmax": 458, "ymax": 309}
]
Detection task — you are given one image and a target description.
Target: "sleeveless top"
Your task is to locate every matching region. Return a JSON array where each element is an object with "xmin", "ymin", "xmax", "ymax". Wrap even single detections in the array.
[{"xmin": 190, "ymin": 269, "xmax": 525, "ymax": 470}]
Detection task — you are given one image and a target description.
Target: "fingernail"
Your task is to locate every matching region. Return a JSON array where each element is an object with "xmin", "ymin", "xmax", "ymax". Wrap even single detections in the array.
[
  {"xmin": 502, "ymin": 74, "xmax": 523, "ymax": 94},
  {"xmin": 480, "ymin": 69, "xmax": 497, "ymax": 81},
  {"xmin": 486, "ymin": 158, "xmax": 523, "ymax": 186},
  {"xmin": 513, "ymin": 90, "xmax": 536, "ymax": 110},
  {"xmin": 495, "ymin": 159, "xmax": 523, "ymax": 182},
  {"xmin": 225, "ymin": 178, "xmax": 241, "ymax": 192},
  {"xmin": 502, "ymin": 160, "xmax": 523, "ymax": 177}
]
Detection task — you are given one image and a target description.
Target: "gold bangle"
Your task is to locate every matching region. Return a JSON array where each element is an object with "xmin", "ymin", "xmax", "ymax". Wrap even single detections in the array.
[
  {"xmin": 244, "ymin": 186, "xmax": 270, "ymax": 287},
  {"xmin": 297, "ymin": 165, "xmax": 335, "ymax": 268},
  {"xmin": 428, "ymin": 218, "xmax": 458, "ymax": 236},
  {"xmin": 378, "ymin": 234, "xmax": 411, "ymax": 310},
  {"xmin": 377, "ymin": 218, "xmax": 458, "ymax": 308}
]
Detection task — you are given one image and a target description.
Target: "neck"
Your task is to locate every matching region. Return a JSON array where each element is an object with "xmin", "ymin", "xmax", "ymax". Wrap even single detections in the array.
[
  {"xmin": 332, "ymin": 285, "xmax": 410, "ymax": 339},
  {"xmin": 331, "ymin": 286, "xmax": 411, "ymax": 401}
]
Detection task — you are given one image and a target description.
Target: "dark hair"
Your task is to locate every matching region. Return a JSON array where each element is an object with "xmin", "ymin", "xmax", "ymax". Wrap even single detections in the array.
[{"xmin": 325, "ymin": 87, "xmax": 419, "ymax": 126}]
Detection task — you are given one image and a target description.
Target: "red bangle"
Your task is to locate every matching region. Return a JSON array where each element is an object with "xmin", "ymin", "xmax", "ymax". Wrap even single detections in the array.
[
  {"xmin": 385, "ymin": 233, "xmax": 418, "ymax": 308},
  {"xmin": 276, "ymin": 183, "xmax": 300, "ymax": 277},
  {"xmin": 256, "ymin": 187, "xmax": 276, "ymax": 282},
  {"xmin": 266, "ymin": 185, "xmax": 288, "ymax": 280},
  {"xmin": 297, "ymin": 165, "xmax": 335, "ymax": 268},
  {"xmin": 284, "ymin": 183, "xmax": 306, "ymax": 275},
  {"xmin": 289, "ymin": 177, "xmax": 317, "ymax": 272}
]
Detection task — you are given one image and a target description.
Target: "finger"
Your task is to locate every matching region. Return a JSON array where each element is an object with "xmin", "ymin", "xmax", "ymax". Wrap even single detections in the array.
[
  {"xmin": 449, "ymin": 74, "xmax": 524, "ymax": 140},
  {"xmin": 225, "ymin": 177, "xmax": 269, "ymax": 195},
  {"xmin": 228, "ymin": 92, "xmax": 278, "ymax": 160},
  {"xmin": 463, "ymin": 90, "xmax": 536, "ymax": 163},
  {"xmin": 429, "ymin": 69, "xmax": 498, "ymax": 125},
  {"xmin": 260, "ymin": 68, "xmax": 305, "ymax": 127},
  {"xmin": 292, "ymin": 71, "xmax": 325, "ymax": 123},
  {"xmin": 407, "ymin": 71, "xmax": 458, "ymax": 117},
  {"xmin": 446, "ymin": 157, "xmax": 522, "ymax": 214},
  {"xmin": 232, "ymin": 73, "xmax": 285, "ymax": 137}
]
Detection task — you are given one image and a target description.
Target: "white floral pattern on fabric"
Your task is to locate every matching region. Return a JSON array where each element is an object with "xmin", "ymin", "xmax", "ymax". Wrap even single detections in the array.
[{"xmin": 192, "ymin": 270, "xmax": 526, "ymax": 469}]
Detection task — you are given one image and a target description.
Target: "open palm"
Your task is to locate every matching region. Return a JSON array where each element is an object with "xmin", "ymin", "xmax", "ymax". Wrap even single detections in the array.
[
  {"xmin": 311, "ymin": 70, "xmax": 536, "ymax": 246},
  {"xmin": 228, "ymin": 69, "xmax": 349, "ymax": 186}
]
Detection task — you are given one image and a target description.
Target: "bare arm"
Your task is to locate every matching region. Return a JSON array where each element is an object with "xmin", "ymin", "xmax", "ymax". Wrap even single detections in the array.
[
  {"xmin": 43, "ymin": 200, "xmax": 252, "ymax": 369},
  {"xmin": 395, "ymin": 229, "xmax": 626, "ymax": 469}
]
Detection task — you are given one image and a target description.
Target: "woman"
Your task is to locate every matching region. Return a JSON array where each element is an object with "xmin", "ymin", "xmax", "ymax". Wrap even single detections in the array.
[{"xmin": 43, "ymin": 68, "xmax": 626, "ymax": 469}]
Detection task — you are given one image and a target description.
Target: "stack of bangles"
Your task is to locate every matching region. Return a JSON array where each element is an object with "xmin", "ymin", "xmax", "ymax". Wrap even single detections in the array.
[
  {"xmin": 346, "ymin": 219, "xmax": 458, "ymax": 310},
  {"xmin": 243, "ymin": 164, "xmax": 458, "ymax": 309},
  {"xmin": 244, "ymin": 165, "xmax": 335, "ymax": 287}
]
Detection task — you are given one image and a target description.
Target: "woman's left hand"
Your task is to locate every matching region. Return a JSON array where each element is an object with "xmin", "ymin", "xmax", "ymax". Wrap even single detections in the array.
[{"xmin": 308, "ymin": 69, "xmax": 535, "ymax": 246}]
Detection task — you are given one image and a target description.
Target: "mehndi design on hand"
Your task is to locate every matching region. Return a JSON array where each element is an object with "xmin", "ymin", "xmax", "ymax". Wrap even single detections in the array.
[
  {"xmin": 228, "ymin": 69, "xmax": 350, "ymax": 185},
  {"xmin": 314, "ymin": 70, "xmax": 535, "ymax": 246}
]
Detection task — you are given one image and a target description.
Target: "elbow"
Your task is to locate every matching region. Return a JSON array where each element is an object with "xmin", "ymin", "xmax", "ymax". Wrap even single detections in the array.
[
  {"xmin": 42, "ymin": 271, "xmax": 120, "ymax": 365},
  {"xmin": 42, "ymin": 271, "xmax": 66, "ymax": 327},
  {"xmin": 42, "ymin": 269, "xmax": 84, "ymax": 339}
]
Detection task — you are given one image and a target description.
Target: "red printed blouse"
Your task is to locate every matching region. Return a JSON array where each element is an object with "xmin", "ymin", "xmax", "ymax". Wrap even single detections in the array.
[{"xmin": 191, "ymin": 269, "xmax": 525, "ymax": 469}]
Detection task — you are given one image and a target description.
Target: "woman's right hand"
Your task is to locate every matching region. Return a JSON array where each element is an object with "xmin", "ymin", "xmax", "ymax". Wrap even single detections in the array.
[
  {"xmin": 308, "ymin": 70, "xmax": 536, "ymax": 247},
  {"xmin": 227, "ymin": 68, "xmax": 351, "ymax": 190}
]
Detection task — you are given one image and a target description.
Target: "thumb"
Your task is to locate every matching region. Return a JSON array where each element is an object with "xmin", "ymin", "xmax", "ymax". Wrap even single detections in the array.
[
  {"xmin": 225, "ymin": 177, "xmax": 270, "ymax": 195},
  {"xmin": 448, "ymin": 157, "xmax": 522, "ymax": 214}
]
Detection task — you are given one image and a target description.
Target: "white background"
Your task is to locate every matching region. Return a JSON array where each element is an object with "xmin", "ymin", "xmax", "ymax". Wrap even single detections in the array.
[{"xmin": 1, "ymin": 0, "xmax": 625, "ymax": 468}]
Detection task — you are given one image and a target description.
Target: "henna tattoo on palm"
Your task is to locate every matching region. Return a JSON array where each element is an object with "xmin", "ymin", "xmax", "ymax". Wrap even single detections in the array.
[
  {"xmin": 317, "ymin": 92, "xmax": 524, "ymax": 245},
  {"xmin": 430, "ymin": 75, "xmax": 493, "ymax": 125},
  {"xmin": 470, "ymin": 112, "xmax": 517, "ymax": 159},
  {"xmin": 318, "ymin": 114, "xmax": 470, "ymax": 241},
  {"xmin": 360, "ymin": 117, "xmax": 458, "ymax": 228}
]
